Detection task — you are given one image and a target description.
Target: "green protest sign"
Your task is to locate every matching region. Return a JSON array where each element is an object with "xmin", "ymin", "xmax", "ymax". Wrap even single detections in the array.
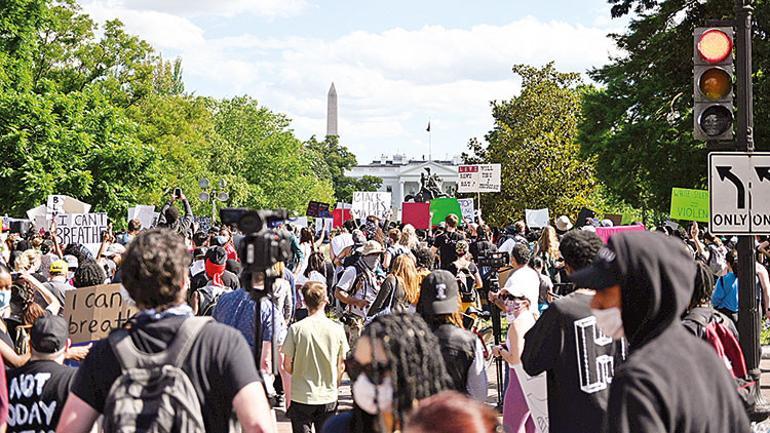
[
  {"xmin": 670, "ymin": 188, "xmax": 710, "ymax": 222},
  {"xmin": 430, "ymin": 198, "xmax": 463, "ymax": 227}
]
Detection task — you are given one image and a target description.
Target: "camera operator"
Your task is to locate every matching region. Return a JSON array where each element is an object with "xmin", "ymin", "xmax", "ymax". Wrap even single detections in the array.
[
  {"xmin": 157, "ymin": 189, "xmax": 195, "ymax": 241},
  {"xmin": 334, "ymin": 240, "xmax": 384, "ymax": 349},
  {"xmin": 488, "ymin": 243, "xmax": 539, "ymax": 314}
]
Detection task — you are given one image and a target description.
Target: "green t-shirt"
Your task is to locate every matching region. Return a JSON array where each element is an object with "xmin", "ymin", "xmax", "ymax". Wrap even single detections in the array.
[{"xmin": 283, "ymin": 313, "xmax": 349, "ymax": 405}]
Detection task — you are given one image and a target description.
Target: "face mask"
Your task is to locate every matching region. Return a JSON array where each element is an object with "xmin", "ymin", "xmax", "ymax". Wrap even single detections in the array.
[
  {"xmin": 592, "ymin": 307, "xmax": 624, "ymax": 340},
  {"xmin": 0, "ymin": 291, "xmax": 11, "ymax": 310},
  {"xmin": 352, "ymin": 374, "xmax": 393, "ymax": 415},
  {"xmin": 504, "ymin": 299, "xmax": 527, "ymax": 319},
  {"xmin": 363, "ymin": 255, "xmax": 380, "ymax": 270}
]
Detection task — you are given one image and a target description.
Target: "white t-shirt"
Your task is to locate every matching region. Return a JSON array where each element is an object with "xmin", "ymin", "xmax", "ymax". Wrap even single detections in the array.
[
  {"xmin": 336, "ymin": 266, "xmax": 379, "ymax": 318},
  {"xmin": 503, "ymin": 266, "xmax": 541, "ymax": 311}
]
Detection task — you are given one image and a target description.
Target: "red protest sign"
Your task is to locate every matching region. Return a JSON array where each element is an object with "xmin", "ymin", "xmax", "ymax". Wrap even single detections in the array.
[
  {"xmin": 333, "ymin": 208, "xmax": 352, "ymax": 228},
  {"xmin": 402, "ymin": 202, "xmax": 431, "ymax": 230}
]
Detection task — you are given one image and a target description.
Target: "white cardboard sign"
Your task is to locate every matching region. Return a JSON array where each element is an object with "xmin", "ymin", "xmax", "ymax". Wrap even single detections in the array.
[{"xmin": 351, "ymin": 192, "xmax": 391, "ymax": 220}]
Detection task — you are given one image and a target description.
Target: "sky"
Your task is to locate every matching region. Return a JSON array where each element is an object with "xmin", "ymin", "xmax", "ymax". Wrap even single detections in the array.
[{"xmin": 81, "ymin": 0, "xmax": 627, "ymax": 165}]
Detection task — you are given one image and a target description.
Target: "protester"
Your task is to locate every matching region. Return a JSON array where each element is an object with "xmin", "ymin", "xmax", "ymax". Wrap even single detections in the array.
[
  {"xmin": 522, "ymin": 230, "xmax": 624, "ymax": 433},
  {"xmin": 403, "ymin": 391, "xmax": 500, "ymax": 433},
  {"xmin": 72, "ymin": 260, "xmax": 107, "ymax": 288},
  {"xmin": 413, "ymin": 246, "xmax": 434, "ymax": 285},
  {"xmin": 489, "ymin": 243, "xmax": 539, "ymax": 314},
  {"xmin": 574, "ymin": 231, "xmax": 750, "ymax": 433},
  {"xmin": 157, "ymin": 192, "xmax": 195, "ymax": 240},
  {"xmin": 554, "ymin": 216, "xmax": 573, "ymax": 237},
  {"xmin": 283, "ymin": 281, "xmax": 348, "ymax": 433},
  {"xmin": 57, "ymin": 229, "xmax": 274, "ymax": 433},
  {"xmin": 43, "ymin": 259, "xmax": 75, "ymax": 306},
  {"xmin": 418, "ymin": 270, "xmax": 487, "ymax": 401},
  {"xmin": 533, "ymin": 226, "xmax": 561, "ymax": 284},
  {"xmin": 335, "ymin": 240, "xmax": 384, "ymax": 349},
  {"xmin": 712, "ymin": 248, "xmax": 739, "ymax": 324},
  {"xmin": 498, "ymin": 221, "xmax": 527, "ymax": 254},
  {"xmin": 323, "ymin": 313, "xmax": 450, "ymax": 433},
  {"xmin": 432, "ymin": 214, "xmax": 465, "ymax": 270},
  {"xmin": 448, "ymin": 240, "xmax": 483, "ymax": 310},
  {"xmin": 118, "ymin": 218, "xmax": 142, "ymax": 246},
  {"xmin": 7, "ymin": 316, "xmax": 75, "ymax": 433},
  {"xmin": 190, "ymin": 246, "xmax": 240, "ymax": 292},
  {"xmin": 368, "ymin": 254, "xmax": 420, "ymax": 315},
  {"xmin": 683, "ymin": 261, "xmax": 739, "ymax": 338}
]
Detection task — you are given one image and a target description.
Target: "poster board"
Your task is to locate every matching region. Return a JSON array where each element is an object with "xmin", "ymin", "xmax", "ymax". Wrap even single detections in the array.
[
  {"xmin": 332, "ymin": 208, "xmax": 352, "ymax": 228},
  {"xmin": 670, "ymin": 188, "xmax": 710, "ymax": 222},
  {"xmin": 458, "ymin": 198, "xmax": 475, "ymax": 223},
  {"xmin": 525, "ymin": 208, "xmax": 550, "ymax": 229},
  {"xmin": 306, "ymin": 201, "xmax": 331, "ymax": 218},
  {"xmin": 576, "ymin": 208, "xmax": 596, "ymax": 228},
  {"xmin": 430, "ymin": 198, "xmax": 462, "ymax": 227},
  {"xmin": 331, "ymin": 233, "xmax": 355, "ymax": 257},
  {"xmin": 604, "ymin": 213, "xmax": 623, "ymax": 227},
  {"xmin": 351, "ymin": 192, "xmax": 391, "ymax": 220},
  {"xmin": 64, "ymin": 284, "xmax": 138, "ymax": 344},
  {"xmin": 54, "ymin": 213, "xmax": 108, "ymax": 247},
  {"xmin": 595, "ymin": 224, "xmax": 646, "ymax": 244},
  {"xmin": 128, "ymin": 205, "xmax": 157, "ymax": 230},
  {"xmin": 513, "ymin": 365, "xmax": 549, "ymax": 433},
  {"xmin": 457, "ymin": 164, "xmax": 502, "ymax": 193},
  {"xmin": 402, "ymin": 202, "xmax": 431, "ymax": 230}
]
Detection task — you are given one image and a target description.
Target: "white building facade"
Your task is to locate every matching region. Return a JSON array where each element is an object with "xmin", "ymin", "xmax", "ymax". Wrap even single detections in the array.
[{"xmin": 346, "ymin": 154, "xmax": 462, "ymax": 217}]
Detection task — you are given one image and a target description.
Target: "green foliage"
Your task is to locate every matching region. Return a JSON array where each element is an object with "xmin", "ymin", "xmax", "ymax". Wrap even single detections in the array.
[
  {"xmin": 0, "ymin": 0, "xmax": 338, "ymax": 223},
  {"xmin": 580, "ymin": 0, "xmax": 770, "ymax": 214},
  {"xmin": 465, "ymin": 63, "xmax": 599, "ymax": 227},
  {"xmin": 305, "ymin": 135, "xmax": 383, "ymax": 203}
]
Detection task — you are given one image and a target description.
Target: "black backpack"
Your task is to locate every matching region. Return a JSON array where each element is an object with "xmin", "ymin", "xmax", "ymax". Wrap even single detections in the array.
[{"xmin": 455, "ymin": 266, "xmax": 477, "ymax": 304}]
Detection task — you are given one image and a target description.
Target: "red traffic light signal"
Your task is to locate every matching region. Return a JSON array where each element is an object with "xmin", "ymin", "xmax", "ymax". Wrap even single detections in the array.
[
  {"xmin": 693, "ymin": 27, "xmax": 735, "ymax": 142},
  {"xmin": 696, "ymin": 29, "xmax": 734, "ymax": 64}
]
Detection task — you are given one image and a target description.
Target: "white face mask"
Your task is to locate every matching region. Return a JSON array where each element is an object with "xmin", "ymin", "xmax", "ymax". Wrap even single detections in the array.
[
  {"xmin": 591, "ymin": 307, "xmax": 625, "ymax": 340},
  {"xmin": 352, "ymin": 374, "xmax": 393, "ymax": 415},
  {"xmin": 363, "ymin": 255, "xmax": 380, "ymax": 270}
]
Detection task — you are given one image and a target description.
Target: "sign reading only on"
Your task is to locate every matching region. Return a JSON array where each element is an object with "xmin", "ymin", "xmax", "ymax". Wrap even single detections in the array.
[{"xmin": 708, "ymin": 152, "xmax": 770, "ymax": 235}]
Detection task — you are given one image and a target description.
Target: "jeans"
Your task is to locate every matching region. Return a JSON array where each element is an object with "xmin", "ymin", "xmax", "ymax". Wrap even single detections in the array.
[{"xmin": 287, "ymin": 401, "xmax": 337, "ymax": 433}]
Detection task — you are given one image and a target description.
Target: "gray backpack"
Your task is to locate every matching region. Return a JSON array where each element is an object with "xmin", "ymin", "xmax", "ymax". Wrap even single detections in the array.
[{"xmin": 103, "ymin": 317, "xmax": 211, "ymax": 433}]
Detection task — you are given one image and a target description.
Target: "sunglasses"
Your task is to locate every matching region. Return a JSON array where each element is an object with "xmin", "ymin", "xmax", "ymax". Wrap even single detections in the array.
[{"xmin": 345, "ymin": 356, "xmax": 391, "ymax": 385}]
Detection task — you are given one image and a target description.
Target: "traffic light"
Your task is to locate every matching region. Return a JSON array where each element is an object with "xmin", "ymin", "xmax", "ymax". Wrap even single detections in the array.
[{"xmin": 693, "ymin": 27, "xmax": 735, "ymax": 142}]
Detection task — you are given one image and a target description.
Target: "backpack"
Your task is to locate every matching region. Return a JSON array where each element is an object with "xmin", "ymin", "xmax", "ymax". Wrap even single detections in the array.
[
  {"xmin": 455, "ymin": 266, "xmax": 477, "ymax": 304},
  {"xmin": 103, "ymin": 317, "xmax": 210, "ymax": 433},
  {"xmin": 195, "ymin": 283, "xmax": 228, "ymax": 316},
  {"xmin": 707, "ymin": 244, "xmax": 728, "ymax": 276}
]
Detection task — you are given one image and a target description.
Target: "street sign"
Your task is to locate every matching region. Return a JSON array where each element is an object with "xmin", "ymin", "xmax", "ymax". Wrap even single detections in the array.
[{"xmin": 708, "ymin": 152, "xmax": 770, "ymax": 234}]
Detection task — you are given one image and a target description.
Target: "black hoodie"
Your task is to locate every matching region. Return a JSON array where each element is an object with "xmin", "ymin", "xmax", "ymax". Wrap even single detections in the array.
[{"xmin": 603, "ymin": 232, "xmax": 750, "ymax": 433}]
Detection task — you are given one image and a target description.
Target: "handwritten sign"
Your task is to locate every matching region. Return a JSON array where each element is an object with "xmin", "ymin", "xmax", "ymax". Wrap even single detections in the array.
[
  {"xmin": 457, "ymin": 164, "xmax": 501, "ymax": 193},
  {"xmin": 458, "ymin": 198, "xmax": 475, "ymax": 223},
  {"xmin": 128, "ymin": 205, "xmax": 156, "ymax": 230},
  {"xmin": 670, "ymin": 188, "xmax": 710, "ymax": 222},
  {"xmin": 64, "ymin": 284, "xmax": 137, "ymax": 344},
  {"xmin": 54, "ymin": 213, "xmax": 108, "ymax": 246},
  {"xmin": 306, "ymin": 201, "xmax": 331, "ymax": 218},
  {"xmin": 513, "ymin": 364, "xmax": 549, "ymax": 433},
  {"xmin": 351, "ymin": 192, "xmax": 391, "ymax": 220},
  {"xmin": 525, "ymin": 208, "xmax": 550, "ymax": 228}
]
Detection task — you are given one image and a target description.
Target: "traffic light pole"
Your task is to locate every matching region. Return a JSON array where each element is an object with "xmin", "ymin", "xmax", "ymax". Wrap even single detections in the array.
[{"xmin": 734, "ymin": 0, "xmax": 768, "ymax": 421}]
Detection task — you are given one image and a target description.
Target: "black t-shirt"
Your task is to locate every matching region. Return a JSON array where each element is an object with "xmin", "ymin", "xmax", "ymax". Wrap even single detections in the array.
[
  {"xmin": 433, "ymin": 231, "xmax": 464, "ymax": 270},
  {"xmin": 71, "ymin": 316, "xmax": 260, "ymax": 432},
  {"xmin": 7, "ymin": 360, "xmax": 76, "ymax": 433},
  {"xmin": 446, "ymin": 261, "xmax": 478, "ymax": 277},
  {"xmin": 190, "ymin": 270, "xmax": 240, "ymax": 291},
  {"xmin": 469, "ymin": 239, "xmax": 495, "ymax": 262},
  {"xmin": 521, "ymin": 292, "xmax": 627, "ymax": 433}
]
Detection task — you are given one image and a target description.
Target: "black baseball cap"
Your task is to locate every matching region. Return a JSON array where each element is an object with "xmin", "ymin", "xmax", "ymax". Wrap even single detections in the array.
[
  {"xmin": 31, "ymin": 316, "xmax": 68, "ymax": 353},
  {"xmin": 205, "ymin": 246, "xmax": 227, "ymax": 265},
  {"xmin": 418, "ymin": 270, "xmax": 460, "ymax": 315},
  {"xmin": 569, "ymin": 244, "xmax": 623, "ymax": 291}
]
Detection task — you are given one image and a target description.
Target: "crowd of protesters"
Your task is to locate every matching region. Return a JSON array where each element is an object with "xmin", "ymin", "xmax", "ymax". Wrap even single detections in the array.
[{"xmin": 0, "ymin": 189, "xmax": 760, "ymax": 433}]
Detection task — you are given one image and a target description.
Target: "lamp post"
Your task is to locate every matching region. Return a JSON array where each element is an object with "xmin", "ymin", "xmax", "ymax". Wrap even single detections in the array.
[{"xmin": 198, "ymin": 178, "xmax": 230, "ymax": 223}]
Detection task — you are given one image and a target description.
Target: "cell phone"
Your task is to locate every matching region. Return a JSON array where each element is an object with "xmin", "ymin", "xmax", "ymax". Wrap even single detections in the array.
[{"xmin": 174, "ymin": 188, "xmax": 182, "ymax": 198}]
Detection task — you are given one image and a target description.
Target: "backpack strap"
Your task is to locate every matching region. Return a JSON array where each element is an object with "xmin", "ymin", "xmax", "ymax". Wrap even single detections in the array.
[{"xmin": 109, "ymin": 317, "xmax": 213, "ymax": 371}]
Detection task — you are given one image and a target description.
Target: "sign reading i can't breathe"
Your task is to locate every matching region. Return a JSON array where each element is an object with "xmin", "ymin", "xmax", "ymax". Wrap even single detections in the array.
[
  {"xmin": 64, "ymin": 284, "xmax": 138, "ymax": 344},
  {"xmin": 54, "ymin": 213, "xmax": 108, "ymax": 245}
]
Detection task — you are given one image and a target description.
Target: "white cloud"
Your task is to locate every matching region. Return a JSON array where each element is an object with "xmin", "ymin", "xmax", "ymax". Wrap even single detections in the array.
[
  {"xmin": 76, "ymin": 3, "xmax": 619, "ymax": 163},
  {"xmin": 84, "ymin": 0, "xmax": 309, "ymax": 18}
]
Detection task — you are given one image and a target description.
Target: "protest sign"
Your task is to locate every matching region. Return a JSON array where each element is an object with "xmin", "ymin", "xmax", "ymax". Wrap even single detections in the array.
[
  {"xmin": 54, "ymin": 213, "xmax": 108, "ymax": 246},
  {"xmin": 64, "ymin": 284, "xmax": 138, "ymax": 344},
  {"xmin": 306, "ymin": 201, "xmax": 331, "ymax": 218},
  {"xmin": 525, "ymin": 208, "xmax": 550, "ymax": 228},
  {"xmin": 351, "ymin": 192, "xmax": 391, "ymax": 220},
  {"xmin": 458, "ymin": 198, "xmax": 475, "ymax": 223},
  {"xmin": 669, "ymin": 188, "xmax": 710, "ymax": 222},
  {"xmin": 332, "ymin": 208, "xmax": 352, "ymax": 228},
  {"xmin": 128, "ymin": 205, "xmax": 156, "ymax": 230},
  {"xmin": 430, "ymin": 198, "xmax": 463, "ymax": 227},
  {"xmin": 331, "ymin": 233, "xmax": 355, "ymax": 257},
  {"xmin": 315, "ymin": 217, "xmax": 333, "ymax": 238},
  {"xmin": 513, "ymin": 365, "xmax": 549, "ymax": 433},
  {"xmin": 47, "ymin": 195, "xmax": 66, "ymax": 218},
  {"xmin": 194, "ymin": 216, "xmax": 212, "ymax": 233},
  {"xmin": 402, "ymin": 202, "xmax": 431, "ymax": 230},
  {"xmin": 595, "ymin": 224, "xmax": 646, "ymax": 244},
  {"xmin": 457, "ymin": 164, "xmax": 502, "ymax": 193},
  {"xmin": 288, "ymin": 216, "xmax": 308, "ymax": 228}
]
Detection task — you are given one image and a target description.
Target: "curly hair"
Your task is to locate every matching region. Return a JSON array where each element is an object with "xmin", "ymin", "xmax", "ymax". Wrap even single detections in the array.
[
  {"xmin": 73, "ymin": 260, "xmax": 107, "ymax": 288},
  {"xmin": 559, "ymin": 230, "xmax": 604, "ymax": 271},
  {"xmin": 121, "ymin": 229, "xmax": 191, "ymax": 308},
  {"xmin": 413, "ymin": 246, "xmax": 434, "ymax": 270},
  {"xmin": 359, "ymin": 313, "xmax": 450, "ymax": 431}
]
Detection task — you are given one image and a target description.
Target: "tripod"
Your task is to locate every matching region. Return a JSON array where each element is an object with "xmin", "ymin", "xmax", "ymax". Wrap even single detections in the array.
[{"xmin": 483, "ymin": 269, "xmax": 505, "ymax": 409}]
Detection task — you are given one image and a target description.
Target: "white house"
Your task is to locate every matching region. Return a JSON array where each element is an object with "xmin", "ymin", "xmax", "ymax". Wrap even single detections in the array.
[{"xmin": 346, "ymin": 154, "xmax": 462, "ymax": 216}]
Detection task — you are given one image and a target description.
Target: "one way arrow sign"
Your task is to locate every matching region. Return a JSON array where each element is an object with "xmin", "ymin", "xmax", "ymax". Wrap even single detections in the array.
[{"xmin": 709, "ymin": 152, "xmax": 770, "ymax": 235}]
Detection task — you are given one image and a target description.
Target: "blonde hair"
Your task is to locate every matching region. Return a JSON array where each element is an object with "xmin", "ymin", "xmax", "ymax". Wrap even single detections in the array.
[
  {"xmin": 399, "ymin": 224, "xmax": 418, "ymax": 249},
  {"xmin": 15, "ymin": 249, "xmax": 42, "ymax": 273},
  {"xmin": 391, "ymin": 254, "xmax": 420, "ymax": 305},
  {"xmin": 538, "ymin": 226, "xmax": 560, "ymax": 259}
]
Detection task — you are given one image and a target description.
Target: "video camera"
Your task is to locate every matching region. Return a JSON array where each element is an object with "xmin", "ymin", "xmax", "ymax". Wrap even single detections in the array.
[
  {"xmin": 220, "ymin": 208, "xmax": 293, "ymax": 294},
  {"xmin": 477, "ymin": 251, "xmax": 509, "ymax": 269}
]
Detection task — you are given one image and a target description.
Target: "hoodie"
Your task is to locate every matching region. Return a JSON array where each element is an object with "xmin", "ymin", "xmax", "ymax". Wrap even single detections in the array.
[{"xmin": 603, "ymin": 232, "xmax": 750, "ymax": 433}]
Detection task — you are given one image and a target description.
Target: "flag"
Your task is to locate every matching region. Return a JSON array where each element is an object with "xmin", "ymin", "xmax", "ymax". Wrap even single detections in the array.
[{"xmin": 426, "ymin": 121, "xmax": 431, "ymax": 132}]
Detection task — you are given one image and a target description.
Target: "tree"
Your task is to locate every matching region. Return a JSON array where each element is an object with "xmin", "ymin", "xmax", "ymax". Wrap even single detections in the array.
[
  {"xmin": 304, "ymin": 135, "xmax": 383, "ymax": 203},
  {"xmin": 580, "ymin": 0, "xmax": 770, "ymax": 214},
  {"xmin": 465, "ymin": 63, "xmax": 598, "ymax": 226}
]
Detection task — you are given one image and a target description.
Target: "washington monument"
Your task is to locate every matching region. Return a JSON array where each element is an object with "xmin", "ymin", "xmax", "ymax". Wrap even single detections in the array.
[{"xmin": 326, "ymin": 82, "xmax": 338, "ymax": 137}]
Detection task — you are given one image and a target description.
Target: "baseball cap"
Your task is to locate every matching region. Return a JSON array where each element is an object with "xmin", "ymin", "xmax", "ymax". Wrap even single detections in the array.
[
  {"xmin": 31, "ymin": 316, "xmax": 68, "ymax": 353},
  {"xmin": 569, "ymin": 244, "xmax": 622, "ymax": 291},
  {"xmin": 205, "ymin": 246, "xmax": 228, "ymax": 265},
  {"xmin": 418, "ymin": 270, "xmax": 460, "ymax": 315},
  {"xmin": 49, "ymin": 260, "xmax": 68, "ymax": 275}
]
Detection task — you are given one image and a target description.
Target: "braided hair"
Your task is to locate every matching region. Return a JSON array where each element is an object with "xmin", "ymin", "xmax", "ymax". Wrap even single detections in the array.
[{"xmin": 357, "ymin": 312, "xmax": 450, "ymax": 432}]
